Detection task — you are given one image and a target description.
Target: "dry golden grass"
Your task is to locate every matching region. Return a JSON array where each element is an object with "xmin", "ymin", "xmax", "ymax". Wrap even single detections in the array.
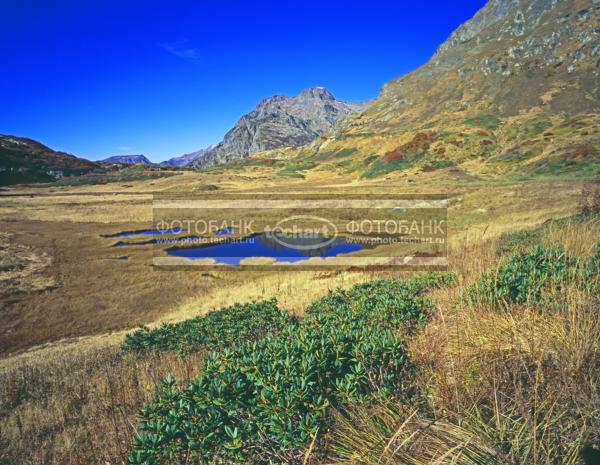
[
  {"xmin": 0, "ymin": 344, "xmax": 205, "ymax": 465},
  {"xmin": 0, "ymin": 231, "xmax": 55, "ymax": 296},
  {"xmin": 164, "ymin": 270, "xmax": 385, "ymax": 323},
  {"xmin": 0, "ymin": 168, "xmax": 594, "ymax": 464},
  {"xmin": 331, "ymin": 217, "xmax": 600, "ymax": 465},
  {"xmin": 0, "ymin": 219, "xmax": 225, "ymax": 355},
  {"xmin": 541, "ymin": 216, "xmax": 600, "ymax": 259}
]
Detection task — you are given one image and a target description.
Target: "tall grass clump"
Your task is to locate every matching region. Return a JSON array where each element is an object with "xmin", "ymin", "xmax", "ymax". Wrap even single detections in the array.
[
  {"xmin": 332, "ymin": 245, "xmax": 600, "ymax": 464},
  {"xmin": 579, "ymin": 171, "xmax": 600, "ymax": 216},
  {"xmin": 128, "ymin": 273, "xmax": 455, "ymax": 464},
  {"xmin": 466, "ymin": 245, "xmax": 598, "ymax": 308},
  {"xmin": 332, "ymin": 389, "xmax": 597, "ymax": 465},
  {"xmin": 0, "ymin": 346, "xmax": 206, "ymax": 465},
  {"xmin": 123, "ymin": 299, "xmax": 291, "ymax": 355},
  {"xmin": 382, "ymin": 220, "xmax": 600, "ymax": 465}
]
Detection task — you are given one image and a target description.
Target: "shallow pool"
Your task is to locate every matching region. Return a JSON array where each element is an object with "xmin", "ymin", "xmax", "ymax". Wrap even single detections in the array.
[{"xmin": 167, "ymin": 233, "xmax": 363, "ymax": 265}]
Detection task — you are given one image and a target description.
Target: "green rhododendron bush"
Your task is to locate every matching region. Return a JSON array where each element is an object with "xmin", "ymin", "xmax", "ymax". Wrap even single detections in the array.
[
  {"xmin": 467, "ymin": 245, "xmax": 599, "ymax": 308},
  {"xmin": 128, "ymin": 273, "xmax": 455, "ymax": 464},
  {"xmin": 123, "ymin": 299, "xmax": 291, "ymax": 355}
]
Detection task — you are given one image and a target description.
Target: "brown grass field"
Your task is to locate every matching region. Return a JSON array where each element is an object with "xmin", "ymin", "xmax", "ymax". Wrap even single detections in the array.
[{"xmin": 0, "ymin": 168, "xmax": 596, "ymax": 464}]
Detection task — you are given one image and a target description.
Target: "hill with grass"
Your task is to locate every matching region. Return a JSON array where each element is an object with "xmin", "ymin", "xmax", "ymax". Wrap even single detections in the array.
[
  {"xmin": 0, "ymin": 135, "xmax": 100, "ymax": 186},
  {"xmin": 2, "ymin": 1, "xmax": 600, "ymax": 464},
  {"xmin": 219, "ymin": 0, "xmax": 599, "ymax": 181}
]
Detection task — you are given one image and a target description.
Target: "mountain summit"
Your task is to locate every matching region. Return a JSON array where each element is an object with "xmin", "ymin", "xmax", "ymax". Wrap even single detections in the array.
[{"xmin": 191, "ymin": 87, "xmax": 367, "ymax": 169}]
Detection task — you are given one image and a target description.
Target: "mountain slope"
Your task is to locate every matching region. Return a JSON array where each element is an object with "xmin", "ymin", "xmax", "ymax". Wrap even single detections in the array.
[
  {"xmin": 162, "ymin": 148, "xmax": 210, "ymax": 167},
  {"xmin": 369, "ymin": 0, "xmax": 598, "ymax": 127},
  {"xmin": 101, "ymin": 154, "xmax": 151, "ymax": 164},
  {"xmin": 0, "ymin": 135, "xmax": 100, "ymax": 186},
  {"xmin": 191, "ymin": 87, "xmax": 367, "ymax": 169},
  {"xmin": 257, "ymin": 0, "xmax": 599, "ymax": 180}
]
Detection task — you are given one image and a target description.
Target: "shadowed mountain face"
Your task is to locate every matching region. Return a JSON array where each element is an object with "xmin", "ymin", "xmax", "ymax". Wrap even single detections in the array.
[
  {"xmin": 191, "ymin": 87, "xmax": 367, "ymax": 169},
  {"xmin": 101, "ymin": 155, "xmax": 151, "ymax": 164},
  {"xmin": 0, "ymin": 135, "xmax": 99, "ymax": 186}
]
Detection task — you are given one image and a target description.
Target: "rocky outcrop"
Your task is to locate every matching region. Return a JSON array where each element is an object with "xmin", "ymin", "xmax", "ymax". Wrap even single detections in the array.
[
  {"xmin": 435, "ymin": 0, "xmax": 519, "ymax": 55},
  {"xmin": 191, "ymin": 87, "xmax": 367, "ymax": 169}
]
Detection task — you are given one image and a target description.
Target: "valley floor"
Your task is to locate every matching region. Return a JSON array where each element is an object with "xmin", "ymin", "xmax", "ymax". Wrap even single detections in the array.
[
  {"xmin": 0, "ymin": 171, "xmax": 582, "ymax": 359},
  {"xmin": 0, "ymin": 169, "xmax": 597, "ymax": 464}
]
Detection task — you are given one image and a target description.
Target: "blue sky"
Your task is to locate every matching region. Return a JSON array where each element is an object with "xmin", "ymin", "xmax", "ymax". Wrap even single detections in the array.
[{"xmin": 0, "ymin": 0, "xmax": 486, "ymax": 162}]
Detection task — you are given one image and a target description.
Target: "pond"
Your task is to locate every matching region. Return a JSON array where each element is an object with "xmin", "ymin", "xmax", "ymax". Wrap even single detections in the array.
[
  {"xmin": 215, "ymin": 228, "xmax": 234, "ymax": 236},
  {"xmin": 166, "ymin": 232, "xmax": 364, "ymax": 265},
  {"xmin": 104, "ymin": 227, "xmax": 184, "ymax": 238}
]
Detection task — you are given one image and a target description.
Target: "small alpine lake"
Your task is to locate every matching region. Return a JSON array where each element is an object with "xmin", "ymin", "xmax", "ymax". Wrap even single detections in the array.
[{"xmin": 166, "ymin": 232, "xmax": 364, "ymax": 265}]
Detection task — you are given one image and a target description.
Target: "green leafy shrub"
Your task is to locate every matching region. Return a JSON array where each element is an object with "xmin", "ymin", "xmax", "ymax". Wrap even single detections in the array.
[
  {"xmin": 421, "ymin": 159, "xmax": 456, "ymax": 171},
  {"xmin": 464, "ymin": 114, "xmax": 501, "ymax": 131},
  {"xmin": 128, "ymin": 273, "xmax": 455, "ymax": 464},
  {"xmin": 497, "ymin": 228, "xmax": 544, "ymax": 255},
  {"xmin": 122, "ymin": 299, "xmax": 290, "ymax": 355},
  {"xmin": 589, "ymin": 243, "xmax": 600, "ymax": 275},
  {"xmin": 361, "ymin": 157, "xmax": 411, "ymax": 178},
  {"xmin": 467, "ymin": 246, "xmax": 594, "ymax": 307}
]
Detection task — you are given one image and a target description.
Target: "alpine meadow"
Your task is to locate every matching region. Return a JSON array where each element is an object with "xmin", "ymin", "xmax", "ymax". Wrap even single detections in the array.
[{"xmin": 1, "ymin": 0, "xmax": 600, "ymax": 464}]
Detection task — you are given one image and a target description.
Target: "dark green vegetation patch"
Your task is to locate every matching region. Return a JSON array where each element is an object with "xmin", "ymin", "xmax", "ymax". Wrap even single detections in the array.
[
  {"xmin": 467, "ymin": 245, "xmax": 599, "ymax": 308},
  {"xmin": 361, "ymin": 157, "xmax": 411, "ymax": 178},
  {"xmin": 463, "ymin": 114, "xmax": 501, "ymax": 131},
  {"xmin": 128, "ymin": 273, "xmax": 455, "ymax": 464},
  {"xmin": 123, "ymin": 299, "xmax": 290, "ymax": 355}
]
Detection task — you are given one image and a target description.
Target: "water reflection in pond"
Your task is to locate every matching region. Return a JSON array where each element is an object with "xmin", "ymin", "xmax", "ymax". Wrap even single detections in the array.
[{"xmin": 167, "ymin": 232, "xmax": 363, "ymax": 265}]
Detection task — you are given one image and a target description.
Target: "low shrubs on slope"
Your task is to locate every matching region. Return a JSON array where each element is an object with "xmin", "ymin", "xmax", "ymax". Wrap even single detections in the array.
[
  {"xmin": 123, "ymin": 299, "xmax": 291, "ymax": 355},
  {"xmin": 467, "ymin": 245, "xmax": 599, "ymax": 308},
  {"xmin": 128, "ymin": 273, "xmax": 455, "ymax": 464},
  {"xmin": 332, "ymin": 233, "xmax": 600, "ymax": 464}
]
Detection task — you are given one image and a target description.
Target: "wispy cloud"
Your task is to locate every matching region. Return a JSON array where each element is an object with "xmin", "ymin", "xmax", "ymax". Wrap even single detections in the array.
[
  {"xmin": 119, "ymin": 146, "xmax": 132, "ymax": 151},
  {"xmin": 158, "ymin": 39, "xmax": 199, "ymax": 61}
]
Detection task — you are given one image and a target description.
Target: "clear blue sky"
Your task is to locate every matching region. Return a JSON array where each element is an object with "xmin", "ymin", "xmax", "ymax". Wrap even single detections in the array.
[{"xmin": 1, "ymin": 0, "xmax": 486, "ymax": 162}]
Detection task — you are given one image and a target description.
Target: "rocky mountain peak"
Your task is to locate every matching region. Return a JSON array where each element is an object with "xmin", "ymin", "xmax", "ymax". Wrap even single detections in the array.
[
  {"xmin": 191, "ymin": 87, "xmax": 367, "ymax": 169},
  {"xmin": 161, "ymin": 147, "xmax": 212, "ymax": 167},
  {"xmin": 298, "ymin": 86, "xmax": 335, "ymax": 100}
]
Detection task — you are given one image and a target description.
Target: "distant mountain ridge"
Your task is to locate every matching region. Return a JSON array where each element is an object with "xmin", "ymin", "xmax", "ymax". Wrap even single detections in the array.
[
  {"xmin": 191, "ymin": 87, "xmax": 367, "ymax": 169},
  {"xmin": 161, "ymin": 147, "xmax": 211, "ymax": 167},
  {"xmin": 101, "ymin": 154, "xmax": 151, "ymax": 164}
]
